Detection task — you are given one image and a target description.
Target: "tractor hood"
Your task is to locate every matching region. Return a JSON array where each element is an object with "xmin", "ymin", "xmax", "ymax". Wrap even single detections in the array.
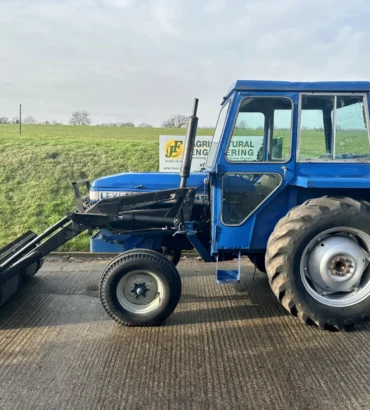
[{"xmin": 90, "ymin": 172, "xmax": 208, "ymax": 202}]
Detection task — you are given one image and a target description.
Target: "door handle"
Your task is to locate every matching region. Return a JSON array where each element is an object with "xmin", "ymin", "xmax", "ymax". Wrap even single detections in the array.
[{"xmin": 281, "ymin": 166, "xmax": 287, "ymax": 179}]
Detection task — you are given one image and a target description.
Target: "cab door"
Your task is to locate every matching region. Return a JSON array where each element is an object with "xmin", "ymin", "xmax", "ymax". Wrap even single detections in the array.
[{"xmin": 210, "ymin": 91, "xmax": 298, "ymax": 254}]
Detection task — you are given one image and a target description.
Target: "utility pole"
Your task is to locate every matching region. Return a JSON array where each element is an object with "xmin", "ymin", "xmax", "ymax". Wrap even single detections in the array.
[{"xmin": 19, "ymin": 104, "xmax": 22, "ymax": 135}]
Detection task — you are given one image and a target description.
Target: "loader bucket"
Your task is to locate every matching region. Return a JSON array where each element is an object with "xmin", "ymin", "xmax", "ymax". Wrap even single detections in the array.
[{"xmin": 0, "ymin": 231, "xmax": 44, "ymax": 306}]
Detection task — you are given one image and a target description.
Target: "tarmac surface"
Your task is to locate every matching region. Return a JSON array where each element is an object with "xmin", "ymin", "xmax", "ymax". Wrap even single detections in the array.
[{"xmin": 1, "ymin": 258, "xmax": 370, "ymax": 410}]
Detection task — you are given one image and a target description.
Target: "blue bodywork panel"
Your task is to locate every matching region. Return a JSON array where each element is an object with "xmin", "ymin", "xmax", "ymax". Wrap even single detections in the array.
[
  {"xmin": 91, "ymin": 172, "xmax": 207, "ymax": 200},
  {"xmin": 91, "ymin": 80, "xmax": 370, "ymax": 266}
]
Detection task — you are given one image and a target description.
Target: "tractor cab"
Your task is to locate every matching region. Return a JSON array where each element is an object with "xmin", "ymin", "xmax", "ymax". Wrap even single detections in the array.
[{"xmin": 205, "ymin": 81, "xmax": 370, "ymax": 261}]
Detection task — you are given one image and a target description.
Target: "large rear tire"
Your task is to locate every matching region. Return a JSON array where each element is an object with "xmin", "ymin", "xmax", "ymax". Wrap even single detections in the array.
[
  {"xmin": 266, "ymin": 197, "xmax": 370, "ymax": 330},
  {"xmin": 100, "ymin": 249, "xmax": 181, "ymax": 326}
]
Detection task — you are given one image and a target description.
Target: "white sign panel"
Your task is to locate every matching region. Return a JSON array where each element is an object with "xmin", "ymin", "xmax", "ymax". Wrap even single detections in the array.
[
  {"xmin": 159, "ymin": 135, "xmax": 265, "ymax": 172},
  {"xmin": 227, "ymin": 136, "xmax": 264, "ymax": 161},
  {"xmin": 159, "ymin": 135, "xmax": 212, "ymax": 172}
]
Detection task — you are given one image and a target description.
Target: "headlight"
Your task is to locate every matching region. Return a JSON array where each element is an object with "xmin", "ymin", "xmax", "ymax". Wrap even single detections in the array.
[{"xmin": 89, "ymin": 190, "xmax": 100, "ymax": 202}]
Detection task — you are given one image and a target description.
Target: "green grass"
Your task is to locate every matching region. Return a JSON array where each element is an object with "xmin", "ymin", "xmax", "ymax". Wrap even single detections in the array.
[
  {"xmin": 300, "ymin": 130, "xmax": 369, "ymax": 159},
  {"xmin": 0, "ymin": 124, "xmax": 213, "ymax": 251},
  {"xmin": 0, "ymin": 125, "xmax": 367, "ymax": 251}
]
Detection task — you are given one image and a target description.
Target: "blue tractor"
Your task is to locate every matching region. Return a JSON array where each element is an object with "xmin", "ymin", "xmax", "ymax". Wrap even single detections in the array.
[{"xmin": 2, "ymin": 80, "xmax": 370, "ymax": 331}]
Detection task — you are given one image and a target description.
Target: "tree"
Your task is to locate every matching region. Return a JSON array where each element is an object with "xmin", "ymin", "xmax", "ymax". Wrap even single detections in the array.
[
  {"xmin": 23, "ymin": 116, "xmax": 37, "ymax": 124},
  {"xmin": 235, "ymin": 120, "xmax": 248, "ymax": 129},
  {"xmin": 11, "ymin": 116, "xmax": 19, "ymax": 124},
  {"xmin": 69, "ymin": 110, "xmax": 91, "ymax": 126},
  {"xmin": 138, "ymin": 122, "xmax": 152, "ymax": 128},
  {"xmin": 118, "ymin": 122, "xmax": 135, "ymax": 127},
  {"xmin": 161, "ymin": 115, "xmax": 189, "ymax": 128},
  {"xmin": 0, "ymin": 117, "xmax": 9, "ymax": 124}
]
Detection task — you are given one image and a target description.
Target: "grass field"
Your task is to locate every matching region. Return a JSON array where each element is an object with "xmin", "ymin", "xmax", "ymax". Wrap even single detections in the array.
[
  {"xmin": 0, "ymin": 124, "xmax": 214, "ymax": 251},
  {"xmin": 0, "ymin": 124, "xmax": 367, "ymax": 251}
]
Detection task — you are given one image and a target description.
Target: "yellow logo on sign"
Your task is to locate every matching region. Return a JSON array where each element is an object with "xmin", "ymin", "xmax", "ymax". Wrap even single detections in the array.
[{"xmin": 165, "ymin": 139, "xmax": 184, "ymax": 159}]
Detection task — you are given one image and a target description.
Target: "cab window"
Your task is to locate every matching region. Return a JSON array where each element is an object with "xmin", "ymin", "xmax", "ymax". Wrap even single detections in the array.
[
  {"xmin": 226, "ymin": 97, "xmax": 293, "ymax": 162},
  {"xmin": 299, "ymin": 95, "xmax": 370, "ymax": 160}
]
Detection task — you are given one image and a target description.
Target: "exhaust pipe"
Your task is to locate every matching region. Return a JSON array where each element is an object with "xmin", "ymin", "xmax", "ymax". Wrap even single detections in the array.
[{"xmin": 180, "ymin": 98, "xmax": 199, "ymax": 188}]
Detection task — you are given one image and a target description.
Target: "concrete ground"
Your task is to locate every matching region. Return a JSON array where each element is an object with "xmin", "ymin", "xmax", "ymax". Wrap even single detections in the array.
[{"xmin": 1, "ymin": 259, "xmax": 370, "ymax": 410}]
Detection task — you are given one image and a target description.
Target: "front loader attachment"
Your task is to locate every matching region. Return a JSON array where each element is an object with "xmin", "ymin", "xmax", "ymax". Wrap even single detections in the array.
[
  {"xmin": 0, "ymin": 180, "xmax": 199, "ymax": 308},
  {"xmin": 0, "ymin": 230, "xmax": 43, "ymax": 306},
  {"xmin": 0, "ymin": 216, "xmax": 86, "ymax": 307}
]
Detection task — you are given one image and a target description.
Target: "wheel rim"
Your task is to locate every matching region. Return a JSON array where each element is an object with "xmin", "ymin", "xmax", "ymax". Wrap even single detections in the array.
[
  {"xmin": 116, "ymin": 270, "xmax": 165, "ymax": 314},
  {"xmin": 300, "ymin": 227, "xmax": 370, "ymax": 307}
]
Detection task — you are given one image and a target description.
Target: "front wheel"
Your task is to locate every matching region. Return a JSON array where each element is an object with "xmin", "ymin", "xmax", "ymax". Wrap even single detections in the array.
[
  {"xmin": 266, "ymin": 197, "xmax": 370, "ymax": 330},
  {"xmin": 100, "ymin": 249, "xmax": 181, "ymax": 326}
]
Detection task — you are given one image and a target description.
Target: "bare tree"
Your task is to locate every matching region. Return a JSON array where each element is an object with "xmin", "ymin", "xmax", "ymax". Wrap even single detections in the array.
[
  {"xmin": 0, "ymin": 117, "xmax": 9, "ymax": 124},
  {"xmin": 161, "ymin": 115, "xmax": 189, "ymax": 128},
  {"xmin": 23, "ymin": 116, "xmax": 37, "ymax": 124},
  {"xmin": 138, "ymin": 122, "xmax": 153, "ymax": 128},
  {"xmin": 235, "ymin": 120, "xmax": 248, "ymax": 129},
  {"xmin": 69, "ymin": 110, "xmax": 91, "ymax": 126},
  {"xmin": 11, "ymin": 116, "xmax": 19, "ymax": 124},
  {"xmin": 118, "ymin": 122, "xmax": 135, "ymax": 127},
  {"xmin": 99, "ymin": 122, "xmax": 136, "ymax": 127}
]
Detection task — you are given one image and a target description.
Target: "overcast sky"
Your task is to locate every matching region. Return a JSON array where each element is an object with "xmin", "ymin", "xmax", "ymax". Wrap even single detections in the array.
[{"xmin": 0, "ymin": 0, "xmax": 370, "ymax": 126}]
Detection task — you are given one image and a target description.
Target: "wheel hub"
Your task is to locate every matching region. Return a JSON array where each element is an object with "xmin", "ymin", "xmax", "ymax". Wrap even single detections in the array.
[
  {"xmin": 132, "ymin": 283, "xmax": 149, "ymax": 297},
  {"xmin": 120, "ymin": 271, "xmax": 159, "ymax": 307},
  {"xmin": 329, "ymin": 256, "xmax": 355, "ymax": 278},
  {"xmin": 306, "ymin": 235, "xmax": 367, "ymax": 293},
  {"xmin": 300, "ymin": 227, "xmax": 370, "ymax": 307}
]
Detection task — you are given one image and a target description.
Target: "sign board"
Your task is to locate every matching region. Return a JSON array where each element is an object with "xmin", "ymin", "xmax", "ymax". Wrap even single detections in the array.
[
  {"xmin": 159, "ymin": 135, "xmax": 212, "ymax": 172},
  {"xmin": 159, "ymin": 135, "xmax": 264, "ymax": 172},
  {"xmin": 226, "ymin": 136, "xmax": 264, "ymax": 161}
]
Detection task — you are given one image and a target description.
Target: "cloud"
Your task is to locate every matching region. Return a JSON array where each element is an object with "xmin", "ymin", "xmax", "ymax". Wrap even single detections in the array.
[{"xmin": 0, "ymin": 0, "xmax": 369, "ymax": 125}]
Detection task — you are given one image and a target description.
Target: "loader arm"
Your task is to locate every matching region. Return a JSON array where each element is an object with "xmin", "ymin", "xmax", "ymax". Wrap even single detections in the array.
[{"xmin": 0, "ymin": 184, "xmax": 198, "ymax": 307}]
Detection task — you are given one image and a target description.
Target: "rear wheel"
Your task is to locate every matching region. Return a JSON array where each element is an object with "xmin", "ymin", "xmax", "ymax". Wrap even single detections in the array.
[
  {"xmin": 266, "ymin": 197, "xmax": 370, "ymax": 330},
  {"xmin": 100, "ymin": 249, "xmax": 181, "ymax": 326}
]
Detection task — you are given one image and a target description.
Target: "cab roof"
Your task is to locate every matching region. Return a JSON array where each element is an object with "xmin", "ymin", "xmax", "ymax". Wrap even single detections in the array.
[{"xmin": 226, "ymin": 80, "xmax": 370, "ymax": 98}]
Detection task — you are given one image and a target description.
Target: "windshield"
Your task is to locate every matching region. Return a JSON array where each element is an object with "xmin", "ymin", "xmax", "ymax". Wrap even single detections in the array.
[{"xmin": 205, "ymin": 100, "xmax": 230, "ymax": 168}]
